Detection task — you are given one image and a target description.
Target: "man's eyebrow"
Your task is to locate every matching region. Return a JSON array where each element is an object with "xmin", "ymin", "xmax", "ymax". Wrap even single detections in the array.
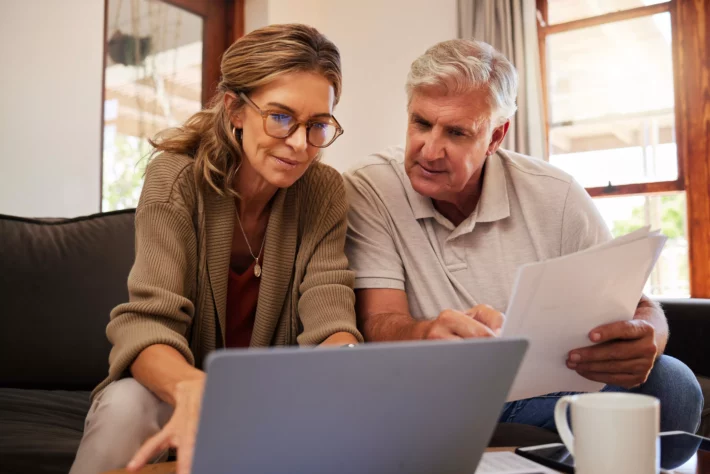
[
  {"xmin": 445, "ymin": 125, "xmax": 469, "ymax": 135},
  {"xmin": 265, "ymin": 102, "xmax": 332, "ymax": 119},
  {"xmin": 411, "ymin": 111, "xmax": 482, "ymax": 134},
  {"xmin": 410, "ymin": 113, "xmax": 431, "ymax": 123},
  {"xmin": 450, "ymin": 118, "xmax": 486, "ymax": 135}
]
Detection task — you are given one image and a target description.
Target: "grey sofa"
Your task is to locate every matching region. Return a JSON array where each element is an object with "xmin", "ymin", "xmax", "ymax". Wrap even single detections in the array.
[
  {"xmin": 0, "ymin": 210, "xmax": 135, "ymax": 473},
  {"xmin": 656, "ymin": 297, "xmax": 710, "ymax": 438},
  {"xmin": 0, "ymin": 210, "xmax": 707, "ymax": 473}
]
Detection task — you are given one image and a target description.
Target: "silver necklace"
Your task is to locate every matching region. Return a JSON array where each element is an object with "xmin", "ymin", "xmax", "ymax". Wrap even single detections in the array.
[{"xmin": 234, "ymin": 210, "xmax": 267, "ymax": 278}]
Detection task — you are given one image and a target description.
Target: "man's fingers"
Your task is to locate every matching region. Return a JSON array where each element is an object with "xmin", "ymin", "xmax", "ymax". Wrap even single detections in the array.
[
  {"xmin": 127, "ymin": 431, "xmax": 171, "ymax": 472},
  {"xmin": 434, "ymin": 310, "xmax": 496, "ymax": 339},
  {"xmin": 453, "ymin": 315, "xmax": 497, "ymax": 338},
  {"xmin": 569, "ymin": 338, "xmax": 656, "ymax": 363},
  {"xmin": 464, "ymin": 320, "xmax": 497, "ymax": 338},
  {"xmin": 575, "ymin": 370, "xmax": 645, "ymax": 389},
  {"xmin": 425, "ymin": 315, "xmax": 457, "ymax": 340},
  {"xmin": 568, "ymin": 357, "xmax": 651, "ymax": 374},
  {"xmin": 465, "ymin": 305, "xmax": 505, "ymax": 332},
  {"xmin": 589, "ymin": 319, "xmax": 654, "ymax": 344}
]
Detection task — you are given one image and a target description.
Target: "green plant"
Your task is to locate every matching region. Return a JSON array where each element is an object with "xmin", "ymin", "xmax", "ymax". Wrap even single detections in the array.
[
  {"xmin": 102, "ymin": 133, "xmax": 151, "ymax": 211},
  {"xmin": 611, "ymin": 194, "xmax": 686, "ymax": 239}
]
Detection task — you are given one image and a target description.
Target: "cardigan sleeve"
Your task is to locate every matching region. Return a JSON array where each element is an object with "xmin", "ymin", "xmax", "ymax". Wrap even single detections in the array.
[
  {"xmin": 296, "ymin": 175, "xmax": 364, "ymax": 345},
  {"xmin": 101, "ymin": 157, "xmax": 198, "ymax": 389}
]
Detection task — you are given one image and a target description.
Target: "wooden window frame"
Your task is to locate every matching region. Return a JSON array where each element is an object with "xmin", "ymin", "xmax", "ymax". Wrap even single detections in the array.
[
  {"xmin": 99, "ymin": 0, "xmax": 244, "ymax": 210},
  {"xmin": 536, "ymin": 0, "xmax": 710, "ymax": 297},
  {"xmin": 160, "ymin": 0, "xmax": 244, "ymax": 106}
]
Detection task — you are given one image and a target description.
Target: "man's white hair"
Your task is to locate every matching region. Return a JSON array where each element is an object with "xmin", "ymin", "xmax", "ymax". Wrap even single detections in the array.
[{"xmin": 406, "ymin": 39, "xmax": 518, "ymax": 126}]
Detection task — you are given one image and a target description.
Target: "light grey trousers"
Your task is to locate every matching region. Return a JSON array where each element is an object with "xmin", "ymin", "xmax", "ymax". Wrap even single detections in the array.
[{"xmin": 69, "ymin": 378, "xmax": 174, "ymax": 474}]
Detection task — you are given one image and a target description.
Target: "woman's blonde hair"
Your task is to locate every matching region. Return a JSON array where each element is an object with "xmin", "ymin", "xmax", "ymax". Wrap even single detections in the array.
[{"xmin": 149, "ymin": 23, "xmax": 342, "ymax": 197}]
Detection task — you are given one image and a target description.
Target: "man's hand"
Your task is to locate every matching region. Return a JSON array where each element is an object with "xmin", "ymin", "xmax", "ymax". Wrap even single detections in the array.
[
  {"xmin": 567, "ymin": 319, "xmax": 658, "ymax": 389},
  {"xmin": 127, "ymin": 376, "xmax": 205, "ymax": 474},
  {"xmin": 418, "ymin": 305, "xmax": 504, "ymax": 340}
]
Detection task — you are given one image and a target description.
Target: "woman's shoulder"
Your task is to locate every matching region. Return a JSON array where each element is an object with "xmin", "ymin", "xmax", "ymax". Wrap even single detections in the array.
[
  {"xmin": 139, "ymin": 152, "xmax": 197, "ymax": 209},
  {"xmin": 297, "ymin": 161, "xmax": 346, "ymax": 203},
  {"xmin": 294, "ymin": 162, "xmax": 348, "ymax": 234}
]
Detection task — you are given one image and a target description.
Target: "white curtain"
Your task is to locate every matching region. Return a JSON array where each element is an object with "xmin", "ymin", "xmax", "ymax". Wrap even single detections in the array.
[{"xmin": 458, "ymin": 0, "xmax": 545, "ymax": 159}]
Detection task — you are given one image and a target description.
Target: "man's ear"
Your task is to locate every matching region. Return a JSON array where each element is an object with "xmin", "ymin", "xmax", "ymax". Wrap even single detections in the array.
[
  {"xmin": 487, "ymin": 120, "xmax": 510, "ymax": 155},
  {"xmin": 224, "ymin": 93, "xmax": 244, "ymax": 129}
]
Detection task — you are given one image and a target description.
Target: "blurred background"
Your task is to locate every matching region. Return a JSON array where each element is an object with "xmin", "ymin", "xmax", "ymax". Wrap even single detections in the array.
[{"xmin": 1, "ymin": 0, "xmax": 707, "ymax": 298}]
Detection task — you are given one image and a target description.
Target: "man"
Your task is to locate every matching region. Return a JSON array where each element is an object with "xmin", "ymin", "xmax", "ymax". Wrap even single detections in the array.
[{"xmin": 344, "ymin": 39, "xmax": 702, "ymax": 433}]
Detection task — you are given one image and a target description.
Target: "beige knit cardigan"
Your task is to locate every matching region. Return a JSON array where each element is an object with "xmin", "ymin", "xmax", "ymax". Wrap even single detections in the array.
[{"xmin": 94, "ymin": 153, "xmax": 363, "ymax": 396}]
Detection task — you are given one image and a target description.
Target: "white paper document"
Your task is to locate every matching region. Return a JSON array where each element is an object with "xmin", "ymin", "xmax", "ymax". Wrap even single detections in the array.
[
  {"xmin": 502, "ymin": 227, "xmax": 667, "ymax": 401},
  {"xmin": 475, "ymin": 452, "xmax": 558, "ymax": 474}
]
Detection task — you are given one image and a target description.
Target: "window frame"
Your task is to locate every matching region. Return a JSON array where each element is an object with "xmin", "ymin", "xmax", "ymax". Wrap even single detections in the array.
[
  {"xmin": 536, "ymin": 0, "xmax": 710, "ymax": 297},
  {"xmin": 99, "ymin": 0, "xmax": 244, "ymax": 210}
]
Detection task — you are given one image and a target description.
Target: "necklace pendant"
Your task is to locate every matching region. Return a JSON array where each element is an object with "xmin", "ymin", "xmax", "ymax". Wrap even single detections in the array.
[{"xmin": 254, "ymin": 262, "xmax": 262, "ymax": 278}]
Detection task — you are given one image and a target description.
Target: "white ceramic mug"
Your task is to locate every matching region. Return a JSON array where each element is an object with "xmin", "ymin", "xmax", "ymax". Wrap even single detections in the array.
[{"xmin": 554, "ymin": 392, "xmax": 660, "ymax": 474}]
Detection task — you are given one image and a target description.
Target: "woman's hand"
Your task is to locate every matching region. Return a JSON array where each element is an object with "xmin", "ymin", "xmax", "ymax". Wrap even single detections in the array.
[
  {"xmin": 127, "ymin": 375, "xmax": 206, "ymax": 474},
  {"xmin": 319, "ymin": 331, "xmax": 360, "ymax": 346}
]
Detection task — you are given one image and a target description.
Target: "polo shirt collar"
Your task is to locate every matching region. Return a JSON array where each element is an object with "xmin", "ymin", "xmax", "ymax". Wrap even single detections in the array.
[
  {"xmin": 403, "ymin": 172, "xmax": 437, "ymax": 220},
  {"xmin": 476, "ymin": 151, "xmax": 511, "ymax": 223},
  {"xmin": 404, "ymin": 151, "xmax": 511, "ymax": 228}
]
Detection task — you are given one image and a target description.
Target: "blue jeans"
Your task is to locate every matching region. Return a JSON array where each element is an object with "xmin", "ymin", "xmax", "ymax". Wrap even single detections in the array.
[{"xmin": 499, "ymin": 355, "xmax": 704, "ymax": 433}]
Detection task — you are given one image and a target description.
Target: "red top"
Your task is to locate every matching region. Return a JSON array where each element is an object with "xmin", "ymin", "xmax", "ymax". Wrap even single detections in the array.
[{"xmin": 225, "ymin": 260, "xmax": 260, "ymax": 348}]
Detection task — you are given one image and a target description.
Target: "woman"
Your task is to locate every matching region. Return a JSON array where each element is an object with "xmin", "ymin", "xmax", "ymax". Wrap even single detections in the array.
[{"xmin": 69, "ymin": 24, "xmax": 362, "ymax": 474}]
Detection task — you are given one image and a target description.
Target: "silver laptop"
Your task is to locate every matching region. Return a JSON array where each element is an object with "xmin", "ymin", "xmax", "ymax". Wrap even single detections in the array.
[{"xmin": 192, "ymin": 338, "xmax": 528, "ymax": 474}]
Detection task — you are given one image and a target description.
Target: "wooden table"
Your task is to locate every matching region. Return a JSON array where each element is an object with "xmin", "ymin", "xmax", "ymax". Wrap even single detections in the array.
[
  {"xmin": 104, "ymin": 448, "xmax": 523, "ymax": 474},
  {"xmin": 106, "ymin": 447, "xmax": 709, "ymax": 474},
  {"xmin": 104, "ymin": 463, "xmax": 176, "ymax": 474}
]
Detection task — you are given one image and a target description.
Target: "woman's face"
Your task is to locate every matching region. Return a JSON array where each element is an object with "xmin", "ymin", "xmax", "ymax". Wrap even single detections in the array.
[{"xmin": 231, "ymin": 71, "xmax": 336, "ymax": 189}]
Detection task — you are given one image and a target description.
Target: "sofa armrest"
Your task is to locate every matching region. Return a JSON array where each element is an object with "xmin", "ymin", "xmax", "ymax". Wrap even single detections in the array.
[{"xmin": 654, "ymin": 298, "xmax": 710, "ymax": 378}]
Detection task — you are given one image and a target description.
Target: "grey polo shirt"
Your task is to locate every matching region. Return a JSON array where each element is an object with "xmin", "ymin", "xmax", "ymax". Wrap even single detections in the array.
[{"xmin": 343, "ymin": 146, "xmax": 612, "ymax": 319}]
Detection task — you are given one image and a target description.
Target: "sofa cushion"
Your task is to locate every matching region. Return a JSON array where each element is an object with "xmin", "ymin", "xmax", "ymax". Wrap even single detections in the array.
[
  {"xmin": 0, "ymin": 210, "xmax": 136, "ymax": 390},
  {"xmin": 0, "ymin": 388, "xmax": 90, "ymax": 474},
  {"xmin": 656, "ymin": 298, "xmax": 710, "ymax": 379}
]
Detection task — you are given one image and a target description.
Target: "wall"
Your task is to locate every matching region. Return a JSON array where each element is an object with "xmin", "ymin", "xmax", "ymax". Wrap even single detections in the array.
[
  {"xmin": 0, "ymin": 0, "xmax": 455, "ymax": 218},
  {"xmin": 0, "ymin": 0, "xmax": 104, "ymax": 217},
  {"xmin": 245, "ymin": 0, "xmax": 458, "ymax": 171}
]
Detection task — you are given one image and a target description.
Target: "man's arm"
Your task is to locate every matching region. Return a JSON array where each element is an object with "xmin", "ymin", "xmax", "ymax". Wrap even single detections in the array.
[
  {"xmin": 356, "ymin": 288, "xmax": 504, "ymax": 341},
  {"xmin": 356, "ymin": 289, "xmax": 427, "ymax": 341}
]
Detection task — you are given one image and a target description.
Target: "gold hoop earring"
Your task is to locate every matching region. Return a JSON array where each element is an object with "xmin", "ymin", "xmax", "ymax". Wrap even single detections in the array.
[{"xmin": 231, "ymin": 126, "xmax": 243, "ymax": 142}]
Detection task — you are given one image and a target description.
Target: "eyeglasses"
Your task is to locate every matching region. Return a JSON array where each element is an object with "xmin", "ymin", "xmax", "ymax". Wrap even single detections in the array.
[{"xmin": 239, "ymin": 92, "xmax": 344, "ymax": 148}]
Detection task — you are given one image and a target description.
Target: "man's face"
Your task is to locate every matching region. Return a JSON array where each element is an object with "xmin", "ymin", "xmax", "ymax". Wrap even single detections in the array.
[{"xmin": 404, "ymin": 87, "xmax": 505, "ymax": 203}]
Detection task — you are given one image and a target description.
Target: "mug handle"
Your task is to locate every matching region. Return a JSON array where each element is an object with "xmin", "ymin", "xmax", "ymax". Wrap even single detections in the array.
[{"xmin": 554, "ymin": 395, "xmax": 576, "ymax": 456}]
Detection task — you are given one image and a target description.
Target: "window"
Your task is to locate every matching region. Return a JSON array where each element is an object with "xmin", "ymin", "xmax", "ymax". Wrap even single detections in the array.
[
  {"xmin": 537, "ymin": 0, "xmax": 710, "ymax": 298},
  {"xmin": 102, "ymin": 0, "xmax": 204, "ymax": 211},
  {"xmin": 100, "ymin": 0, "xmax": 242, "ymax": 211}
]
